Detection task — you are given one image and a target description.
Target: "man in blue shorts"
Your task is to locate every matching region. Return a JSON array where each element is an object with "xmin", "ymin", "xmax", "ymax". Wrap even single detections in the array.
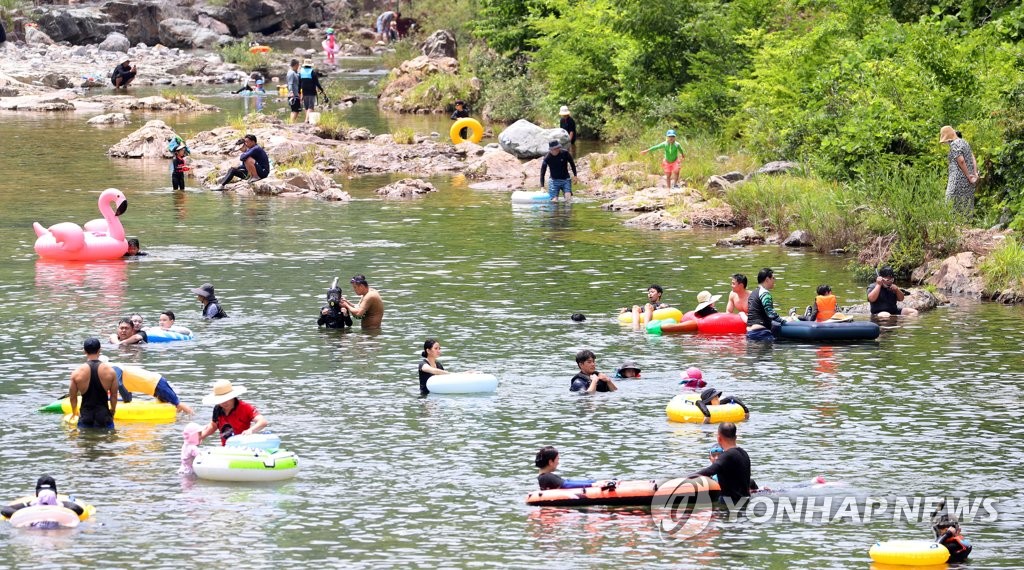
[{"xmin": 540, "ymin": 141, "xmax": 577, "ymax": 202}]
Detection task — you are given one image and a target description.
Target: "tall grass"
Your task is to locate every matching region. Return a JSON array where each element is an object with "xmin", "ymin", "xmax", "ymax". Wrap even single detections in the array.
[
  {"xmin": 316, "ymin": 111, "xmax": 350, "ymax": 140},
  {"xmin": 219, "ymin": 38, "xmax": 271, "ymax": 71},
  {"xmin": 380, "ymin": 39, "xmax": 420, "ymax": 71},
  {"xmin": 0, "ymin": 0, "xmax": 26, "ymax": 11},
  {"xmin": 392, "ymin": 127, "xmax": 415, "ymax": 144},
  {"xmin": 404, "ymin": 73, "xmax": 476, "ymax": 110},
  {"xmin": 856, "ymin": 165, "xmax": 964, "ymax": 271},
  {"xmin": 159, "ymin": 89, "xmax": 192, "ymax": 104},
  {"xmin": 979, "ymin": 236, "xmax": 1024, "ymax": 292},
  {"xmin": 276, "ymin": 148, "xmax": 319, "ymax": 172}
]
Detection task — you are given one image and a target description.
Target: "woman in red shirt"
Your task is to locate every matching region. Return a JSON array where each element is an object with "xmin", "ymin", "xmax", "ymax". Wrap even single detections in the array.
[{"xmin": 198, "ymin": 380, "xmax": 269, "ymax": 445}]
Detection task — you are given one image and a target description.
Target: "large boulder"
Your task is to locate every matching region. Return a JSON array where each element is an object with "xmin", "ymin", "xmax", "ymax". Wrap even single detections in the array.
[
  {"xmin": 750, "ymin": 160, "xmax": 800, "ymax": 178},
  {"xmin": 498, "ymin": 119, "xmax": 570, "ymax": 159},
  {"xmin": 25, "ymin": 26, "xmax": 55, "ymax": 46},
  {"xmin": 912, "ymin": 252, "xmax": 984, "ymax": 297},
  {"xmin": 717, "ymin": 227, "xmax": 765, "ymax": 246},
  {"xmin": 783, "ymin": 230, "xmax": 813, "ymax": 247},
  {"xmin": 98, "ymin": 32, "xmax": 130, "ymax": 53},
  {"xmin": 421, "ymin": 29, "xmax": 457, "ymax": 58},
  {"xmin": 377, "ymin": 55, "xmax": 462, "ymax": 113},
  {"xmin": 102, "ymin": 1, "xmax": 186, "ymax": 45},
  {"xmin": 87, "ymin": 112, "xmax": 130, "ymax": 125},
  {"xmin": 375, "ymin": 178, "xmax": 438, "ymax": 199},
  {"xmin": 33, "ymin": 8, "xmax": 116, "ymax": 44},
  {"xmin": 107, "ymin": 119, "xmax": 180, "ymax": 158},
  {"xmin": 158, "ymin": 18, "xmax": 204, "ymax": 49}
]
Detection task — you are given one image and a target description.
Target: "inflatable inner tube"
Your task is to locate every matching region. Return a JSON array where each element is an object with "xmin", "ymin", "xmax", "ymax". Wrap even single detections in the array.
[
  {"xmin": 193, "ymin": 448, "xmax": 300, "ymax": 482},
  {"xmin": 426, "ymin": 372, "xmax": 498, "ymax": 394},
  {"xmin": 660, "ymin": 320, "xmax": 698, "ymax": 334},
  {"xmin": 226, "ymin": 434, "xmax": 281, "ymax": 451},
  {"xmin": 8, "ymin": 505, "xmax": 80, "ymax": 529},
  {"xmin": 526, "ymin": 476, "xmax": 720, "ymax": 507},
  {"xmin": 43, "ymin": 398, "xmax": 176, "ymax": 422},
  {"xmin": 248, "ymin": 45, "xmax": 271, "ymax": 53},
  {"xmin": 868, "ymin": 540, "xmax": 950, "ymax": 566},
  {"xmin": 144, "ymin": 327, "xmax": 194, "ymax": 342},
  {"xmin": 3, "ymin": 495, "xmax": 94, "ymax": 521},
  {"xmin": 666, "ymin": 393, "xmax": 749, "ymax": 424},
  {"xmin": 618, "ymin": 307, "xmax": 683, "ymax": 325},
  {"xmin": 778, "ymin": 320, "xmax": 880, "ymax": 341},
  {"xmin": 450, "ymin": 118, "xmax": 484, "ymax": 144},
  {"xmin": 511, "ymin": 190, "xmax": 551, "ymax": 204},
  {"xmin": 695, "ymin": 312, "xmax": 746, "ymax": 335}
]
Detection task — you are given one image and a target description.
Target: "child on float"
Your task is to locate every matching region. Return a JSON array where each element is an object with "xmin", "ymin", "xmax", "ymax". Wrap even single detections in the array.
[
  {"xmin": 932, "ymin": 501, "xmax": 972, "ymax": 562},
  {"xmin": 157, "ymin": 310, "xmax": 192, "ymax": 336},
  {"xmin": 0, "ymin": 475, "xmax": 84, "ymax": 518},
  {"xmin": 725, "ymin": 273, "xmax": 749, "ymax": 322},
  {"xmin": 693, "ymin": 291, "xmax": 721, "ymax": 318},
  {"xmin": 695, "ymin": 387, "xmax": 749, "ymax": 418},
  {"xmin": 535, "ymin": 446, "xmax": 597, "ymax": 490},
  {"xmin": 797, "ymin": 284, "xmax": 839, "ymax": 322}
]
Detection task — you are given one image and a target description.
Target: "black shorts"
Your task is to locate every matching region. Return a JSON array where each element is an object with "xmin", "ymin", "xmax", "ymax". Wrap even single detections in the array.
[
  {"xmin": 78, "ymin": 406, "xmax": 114, "ymax": 429},
  {"xmin": 288, "ymin": 96, "xmax": 301, "ymax": 113}
]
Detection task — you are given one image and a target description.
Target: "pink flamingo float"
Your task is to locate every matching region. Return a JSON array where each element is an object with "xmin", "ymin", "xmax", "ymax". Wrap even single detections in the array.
[{"xmin": 33, "ymin": 188, "xmax": 129, "ymax": 261}]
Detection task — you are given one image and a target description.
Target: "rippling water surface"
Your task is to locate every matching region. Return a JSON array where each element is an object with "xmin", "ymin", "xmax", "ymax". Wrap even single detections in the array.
[{"xmin": 0, "ymin": 61, "xmax": 1021, "ymax": 569}]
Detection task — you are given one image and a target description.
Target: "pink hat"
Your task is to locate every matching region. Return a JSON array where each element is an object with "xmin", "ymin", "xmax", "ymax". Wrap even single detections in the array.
[{"xmin": 685, "ymin": 367, "xmax": 703, "ymax": 379}]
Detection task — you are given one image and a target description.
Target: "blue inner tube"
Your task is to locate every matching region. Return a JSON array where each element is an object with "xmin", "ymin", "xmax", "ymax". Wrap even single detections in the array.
[
  {"xmin": 778, "ymin": 320, "xmax": 880, "ymax": 341},
  {"xmin": 144, "ymin": 328, "xmax": 194, "ymax": 342}
]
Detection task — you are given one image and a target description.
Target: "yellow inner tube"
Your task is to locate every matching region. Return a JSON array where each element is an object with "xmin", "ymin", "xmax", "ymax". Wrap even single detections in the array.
[
  {"xmin": 57, "ymin": 398, "xmax": 176, "ymax": 422},
  {"xmin": 450, "ymin": 118, "xmax": 484, "ymax": 144},
  {"xmin": 666, "ymin": 393, "xmax": 748, "ymax": 424},
  {"xmin": 868, "ymin": 540, "xmax": 949, "ymax": 566},
  {"xmin": 5, "ymin": 494, "xmax": 95, "ymax": 522},
  {"xmin": 618, "ymin": 307, "xmax": 683, "ymax": 324}
]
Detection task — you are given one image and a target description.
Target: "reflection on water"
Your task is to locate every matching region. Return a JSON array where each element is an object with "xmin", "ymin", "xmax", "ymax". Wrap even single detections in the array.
[{"xmin": 0, "ymin": 60, "xmax": 1022, "ymax": 569}]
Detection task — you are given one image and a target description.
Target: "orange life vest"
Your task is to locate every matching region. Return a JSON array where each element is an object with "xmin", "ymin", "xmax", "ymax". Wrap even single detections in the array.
[{"xmin": 815, "ymin": 294, "xmax": 837, "ymax": 321}]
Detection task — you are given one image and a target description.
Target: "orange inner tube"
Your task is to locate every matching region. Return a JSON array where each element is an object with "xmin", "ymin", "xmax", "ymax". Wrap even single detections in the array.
[{"xmin": 248, "ymin": 46, "xmax": 271, "ymax": 53}]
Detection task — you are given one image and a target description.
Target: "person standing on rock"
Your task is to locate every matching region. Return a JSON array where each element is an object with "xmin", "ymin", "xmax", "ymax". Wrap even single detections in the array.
[
  {"xmin": 286, "ymin": 59, "xmax": 302, "ymax": 123},
  {"xmin": 641, "ymin": 129, "xmax": 685, "ymax": 189},
  {"xmin": 216, "ymin": 134, "xmax": 270, "ymax": 189},
  {"xmin": 298, "ymin": 59, "xmax": 327, "ymax": 123},
  {"xmin": 376, "ymin": 11, "xmax": 399, "ymax": 43},
  {"xmin": 110, "ymin": 58, "xmax": 137, "ymax": 89},
  {"xmin": 559, "ymin": 106, "xmax": 577, "ymax": 151},
  {"xmin": 939, "ymin": 125, "xmax": 979, "ymax": 215},
  {"xmin": 540, "ymin": 141, "xmax": 577, "ymax": 202}
]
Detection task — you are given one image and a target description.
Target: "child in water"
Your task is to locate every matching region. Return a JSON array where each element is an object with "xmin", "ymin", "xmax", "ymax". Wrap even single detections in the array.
[
  {"xmin": 171, "ymin": 144, "xmax": 188, "ymax": 190},
  {"xmin": 535, "ymin": 446, "xmax": 596, "ymax": 490},
  {"xmin": 932, "ymin": 502, "xmax": 972, "ymax": 562}
]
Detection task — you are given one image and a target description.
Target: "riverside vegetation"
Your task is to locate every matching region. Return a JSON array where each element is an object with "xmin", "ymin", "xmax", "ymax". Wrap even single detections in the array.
[{"xmin": 393, "ymin": 0, "xmax": 1024, "ymax": 288}]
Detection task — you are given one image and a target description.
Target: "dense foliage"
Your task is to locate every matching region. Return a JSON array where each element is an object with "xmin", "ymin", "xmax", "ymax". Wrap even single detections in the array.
[{"xmin": 463, "ymin": 1, "xmax": 1024, "ymax": 226}]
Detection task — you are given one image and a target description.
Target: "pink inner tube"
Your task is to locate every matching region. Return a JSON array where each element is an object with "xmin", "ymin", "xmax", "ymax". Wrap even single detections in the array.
[
  {"xmin": 693, "ymin": 312, "xmax": 746, "ymax": 335},
  {"xmin": 9, "ymin": 505, "xmax": 80, "ymax": 529}
]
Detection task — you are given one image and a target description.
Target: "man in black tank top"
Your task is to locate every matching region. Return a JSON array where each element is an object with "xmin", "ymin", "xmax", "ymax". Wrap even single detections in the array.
[{"xmin": 68, "ymin": 338, "xmax": 118, "ymax": 429}]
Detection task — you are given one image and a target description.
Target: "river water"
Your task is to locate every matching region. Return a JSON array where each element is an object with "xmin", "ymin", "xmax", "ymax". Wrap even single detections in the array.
[{"xmin": 0, "ymin": 54, "xmax": 1021, "ymax": 569}]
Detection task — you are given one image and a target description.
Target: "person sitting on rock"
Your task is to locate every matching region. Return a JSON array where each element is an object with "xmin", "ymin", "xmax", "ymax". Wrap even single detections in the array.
[
  {"xmin": 216, "ymin": 134, "xmax": 270, "ymax": 190},
  {"xmin": 110, "ymin": 58, "xmax": 137, "ymax": 89}
]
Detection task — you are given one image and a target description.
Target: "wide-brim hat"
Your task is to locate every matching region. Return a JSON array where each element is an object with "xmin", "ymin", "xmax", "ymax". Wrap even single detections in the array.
[
  {"xmin": 616, "ymin": 359, "xmax": 641, "ymax": 375},
  {"xmin": 548, "ymin": 140, "xmax": 562, "ymax": 150},
  {"xmin": 559, "ymin": 105, "xmax": 570, "ymax": 116},
  {"xmin": 191, "ymin": 283, "xmax": 215, "ymax": 298},
  {"xmin": 700, "ymin": 387, "xmax": 723, "ymax": 402},
  {"xmin": 939, "ymin": 125, "xmax": 957, "ymax": 144},
  {"xmin": 694, "ymin": 291, "xmax": 722, "ymax": 313},
  {"xmin": 202, "ymin": 379, "xmax": 247, "ymax": 406}
]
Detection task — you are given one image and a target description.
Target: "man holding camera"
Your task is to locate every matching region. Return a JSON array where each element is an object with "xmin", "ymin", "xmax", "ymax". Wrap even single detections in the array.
[{"xmin": 866, "ymin": 266, "xmax": 918, "ymax": 317}]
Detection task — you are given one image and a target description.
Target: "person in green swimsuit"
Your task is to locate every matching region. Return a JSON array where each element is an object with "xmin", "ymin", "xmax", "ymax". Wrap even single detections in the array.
[{"xmin": 641, "ymin": 129, "xmax": 685, "ymax": 188}]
